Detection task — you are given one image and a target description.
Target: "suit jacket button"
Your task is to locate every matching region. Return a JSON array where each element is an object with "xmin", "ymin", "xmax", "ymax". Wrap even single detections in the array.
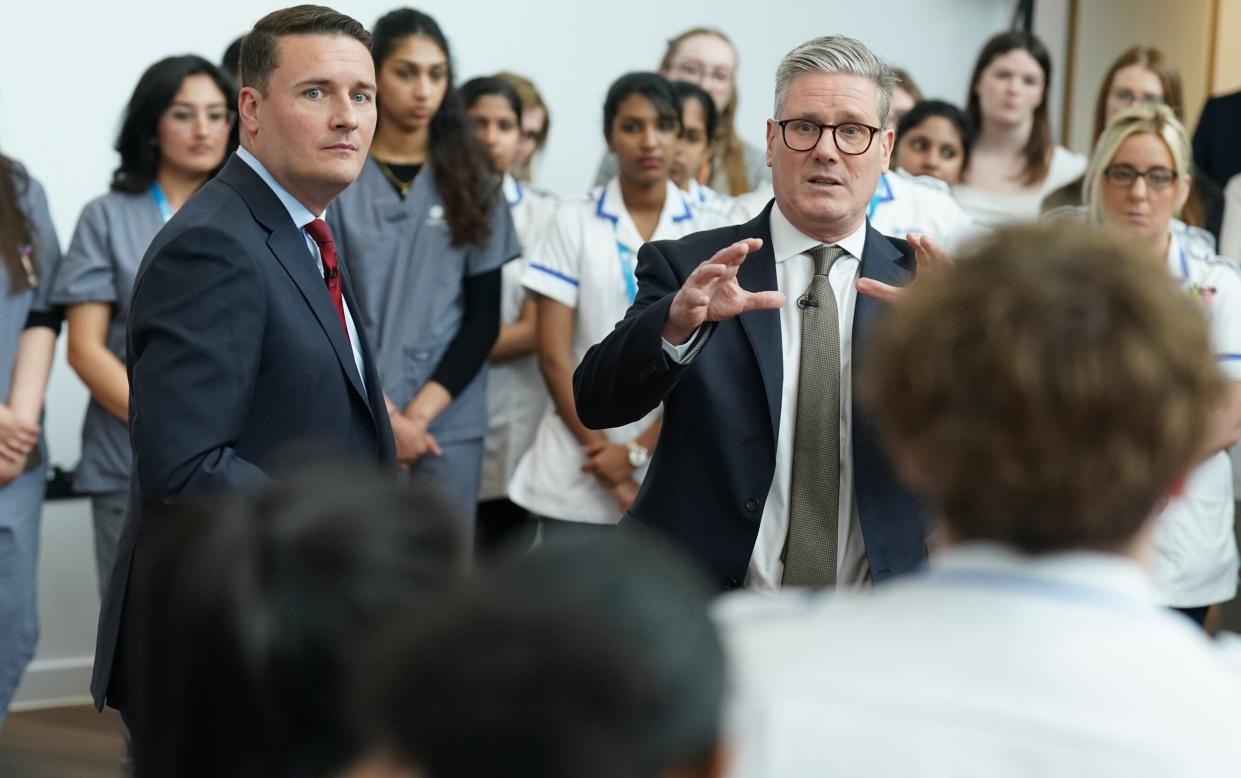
[
  {"xmin": 744, "ymin": 497, "xmax": 760, "ymax": 512},
  {"xmin": 724, "ymin": 577, "xmax": 741, "ymax": 590}
]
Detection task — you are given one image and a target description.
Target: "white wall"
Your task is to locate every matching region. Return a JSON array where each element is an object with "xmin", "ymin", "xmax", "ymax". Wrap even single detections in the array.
[{"xmin": 4, "ymin": 0, "xmax": 1022, "ymax": 707}]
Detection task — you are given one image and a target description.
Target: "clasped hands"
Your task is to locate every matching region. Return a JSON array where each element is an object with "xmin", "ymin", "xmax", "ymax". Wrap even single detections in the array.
[
  {"xmin": 660, "ymin": 233, "xmax": 952, "ymax": 344},
  {"xmin": 0, "ymin": 403, "xmax": 38, "ymax": 486},
  {"xmin": 387, "ymin": 397, "xmax": 443, "ymax": 469},
  {"xmin": 581, "ymin": 439, "xmax": 638, "ymax": 511}
]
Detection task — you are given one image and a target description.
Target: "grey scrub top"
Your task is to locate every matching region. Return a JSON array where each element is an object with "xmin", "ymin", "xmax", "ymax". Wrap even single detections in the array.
[
  {"xmin": 50, "ymin": 190, "xmax": 163, "ymax": 493},
  {"xmin": 0, "ymin": 163, "xmax": 63, "ymax": 407},
  {"xmin": 329, "ymin": 159, "xmax": 521, "ymax": 444}
]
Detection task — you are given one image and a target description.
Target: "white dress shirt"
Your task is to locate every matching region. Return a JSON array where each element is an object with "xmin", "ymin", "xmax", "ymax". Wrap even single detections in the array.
[
  {"xmin": 665, "ymin": 202, "xmax": 869, "ymax": 592},
  {"xmin": 716, "ymin": 542, "xmax": 1241, "ymax": 778},
  {"xmin": 236, "ymin": 147, "xmax": 365, "ymax": 386}
]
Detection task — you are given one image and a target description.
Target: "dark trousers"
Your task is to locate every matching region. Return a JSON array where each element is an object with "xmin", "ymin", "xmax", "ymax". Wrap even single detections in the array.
[{"xmin": 476, "ymin": 498, "xmax": 535, "ymax": 556}]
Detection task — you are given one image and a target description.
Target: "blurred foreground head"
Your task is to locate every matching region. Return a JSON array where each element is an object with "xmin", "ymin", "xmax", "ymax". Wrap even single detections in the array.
[
  {"xmin": 133, "ymin": 465, "xmax": 466, "ymax": 778},
  {"xmin": 865, "ymin": 224, "xmax": 1222, "ymax": 554},
  {"xmin": 354, "ymin": 533, "xmax": 728, "ymax": 778}
]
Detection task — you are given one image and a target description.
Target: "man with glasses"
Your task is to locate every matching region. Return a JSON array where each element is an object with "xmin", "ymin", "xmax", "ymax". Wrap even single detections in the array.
[{"xmin": 575, "ymin": 35, "xmax": 943, "ymax": 592}]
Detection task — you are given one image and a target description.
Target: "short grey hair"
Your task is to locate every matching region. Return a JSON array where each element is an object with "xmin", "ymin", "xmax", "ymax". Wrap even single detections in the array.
[{"xmin": 774, "ymin": 35, "xmax": 900, "ymax": 127}]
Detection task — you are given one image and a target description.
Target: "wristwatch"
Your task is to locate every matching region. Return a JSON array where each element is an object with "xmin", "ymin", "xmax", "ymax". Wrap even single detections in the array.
[{"xmin": 626, "ymin": 440, "xmax": 650, "ymax": 469}]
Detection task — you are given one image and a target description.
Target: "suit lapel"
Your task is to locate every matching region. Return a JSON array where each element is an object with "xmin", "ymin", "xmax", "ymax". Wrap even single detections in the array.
[
  {"xmin": 735, "ymin": 205, "xmax": 782, "ymax": 439},
  {"xmin": 218, "ymin": 155, "xmax": 370, "ymax": 407},
  {"xmin": 853, "ymin": 223, "xmax": 911, "ymax": 366}
]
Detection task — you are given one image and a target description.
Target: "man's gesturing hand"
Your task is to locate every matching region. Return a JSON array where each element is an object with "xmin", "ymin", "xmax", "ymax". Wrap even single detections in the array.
[
  {"xmin": 856, "ymin": 233, "xmax": 953, "ymax": 304},
  {"xmin": 661, "ymin": 238, "xmax": 786, "ymax": 345}
]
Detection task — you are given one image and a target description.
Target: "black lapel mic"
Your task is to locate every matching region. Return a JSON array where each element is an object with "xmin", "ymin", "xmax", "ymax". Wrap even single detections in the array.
[
  {"xmin": 324, "ymin": 267, "xmax": 340, "ymax": 282},
  {"xmin": 797, "ymin": 292, "xmax": 818, "ymax": 309}
]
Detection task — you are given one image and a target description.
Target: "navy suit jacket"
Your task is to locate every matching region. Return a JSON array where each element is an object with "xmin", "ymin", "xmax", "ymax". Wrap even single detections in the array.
[
  {"xmin": 1194, "ymin": 90, "xmax": 1241, "ymax": 189},
  {"xmin": 573, "ymin": 201, "xmax": 926, "ymax": 590},
  {"xmin": 91, "ymin": 155, "xmax": 396, "ymax": 710}
]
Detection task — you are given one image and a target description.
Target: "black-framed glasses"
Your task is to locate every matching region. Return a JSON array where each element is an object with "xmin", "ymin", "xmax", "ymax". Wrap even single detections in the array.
[
  {"xmin": 776, "ymin": 118, "xmax": 880, "ymax": 155},
  {"xmin": 1103, "ymin": 164, "xmax": 1177, "ymax": 190}
]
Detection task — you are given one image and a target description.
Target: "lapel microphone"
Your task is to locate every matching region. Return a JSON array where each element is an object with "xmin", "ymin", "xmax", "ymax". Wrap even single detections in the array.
[
  {"xmin": 324, "ymin": 267, "xmax": 340, "ymax": 282},
  {"xmin": 797, "ymin": 292, "xmax": 818, "ymax": 309}
]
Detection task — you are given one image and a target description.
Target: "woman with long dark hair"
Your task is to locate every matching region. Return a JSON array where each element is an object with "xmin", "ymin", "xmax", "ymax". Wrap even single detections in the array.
[
  {"xmin": 328, "ymin": 9, "xmax": 520, "ymax": 540},
  {"xmin": 0, "ymin": 152, "xmax": 63, "ymax": 726},
  {"xmin": 50, "ymin": 54, "xmax": 236, "ymax": 598},
  {"xmin": 953, "ymin": 31, "xmax": 1085, "ymax": 226}
]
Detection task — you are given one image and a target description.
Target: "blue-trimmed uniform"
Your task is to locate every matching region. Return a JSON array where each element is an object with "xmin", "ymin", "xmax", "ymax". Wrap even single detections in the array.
[
  {"xmin": 510, "ymin": 177, "xmax": 701, "ymax": 524},
  {"xmin": 1153, "ymin": 229, "xmax": 1241, "ymax": 607},
  {"xmin": 479, "ymin": 175, "xmax": 558, "ymax": 502}
]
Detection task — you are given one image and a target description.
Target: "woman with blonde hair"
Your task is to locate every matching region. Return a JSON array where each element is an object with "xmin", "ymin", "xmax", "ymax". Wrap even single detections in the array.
[
  {"xmin": 594, "ymin": 27, "xmax": 768, "ymax": 196},
  {"xmin": 1084, "ymin": 103, "xmax": 1241, "ymax": 627},
  {"xmin": 1043, "ymin": 46, "xmax": 1220, "ymax": 238}
]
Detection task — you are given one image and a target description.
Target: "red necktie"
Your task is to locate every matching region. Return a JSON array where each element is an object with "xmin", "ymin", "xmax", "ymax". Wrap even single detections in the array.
[{"xmin": 304, "ymin": 218, "xmax": 352, "ymax": 346}]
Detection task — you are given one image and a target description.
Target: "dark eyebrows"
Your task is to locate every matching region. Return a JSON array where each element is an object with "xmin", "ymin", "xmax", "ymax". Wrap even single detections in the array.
[
  {"xmin": 290, "ymin": 77, "xmax": 377, "ymax": 92},
  {"xmin": 391, "ymin": 57, "xmax": 448, "ymax": 70}
]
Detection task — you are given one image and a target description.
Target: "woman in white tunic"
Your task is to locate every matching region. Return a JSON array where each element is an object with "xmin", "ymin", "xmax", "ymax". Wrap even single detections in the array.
[
  {"xmin": 50, "ymin": 55, "xmax": 235, "ymax": 597},
  {"xmin": 953, "ymin": 31, "xmax": 1086, "ymax": 226},
  {"xmin": 0, "ymin": 154, "xmax": 62, "ymax": 726},
  {"xmin": 1086, "ymin": 104, "xmax": 1241, "ymax": 626},
  {"xmin": 461, "ymin": 76, "xmax": 557, "ymax": 552},
  {"xmin": 511, "ymin": 73, "xmax": 705, "ymax": 535}
]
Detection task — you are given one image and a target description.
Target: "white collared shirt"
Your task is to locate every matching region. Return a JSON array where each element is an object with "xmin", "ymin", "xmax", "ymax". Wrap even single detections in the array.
[
  {"xmin": 748, "ymin": 203, "xmax": 869, "ymax": 592},
  {"xmin": 236, "ymin": 146, "xmax": 365, "ymax": 386},
  {"xmin": 663, "ymin": 203, "xmax": 870, "ymax": 592},
  {"xmin": 716, "ymin": 542, "xmax": 1241, "ymax": 777}
]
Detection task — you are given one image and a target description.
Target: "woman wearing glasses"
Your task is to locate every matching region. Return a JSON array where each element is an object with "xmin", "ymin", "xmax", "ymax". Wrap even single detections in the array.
[
  {"xmin": 953, "ymin": 31, "xmax": 1085, "ymax": 226},
  {"xmin": 594, "ymin": 28, "xmax": 767, "ymax": 196},
  {"xmin": 1084, "ymin": 104, "xmax": 1241, "ymax": 627},
  {"xmin": 51, "ymin": 55, "xmax": 235, "ymax": 597},
  {"xmin": 1043, "ymin": 46, "xmax": 1220, "ymax": 242},
  {"xmin": 509, "ymin": 72, "xmax": 704, "ymax": 534}
]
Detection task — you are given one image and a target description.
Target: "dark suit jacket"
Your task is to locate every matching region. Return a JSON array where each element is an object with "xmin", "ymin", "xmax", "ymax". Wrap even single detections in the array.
[
  {"xmin": 573, "ymin": 202, "xmax": 926, "ymax": 590},
  {"xmin": 1193, "ymin": 90, "xmax": 1241, "ymax": 190},
  {"xmin": 91, "ymin": 154, "xmax": 396, "ymax": 711}
]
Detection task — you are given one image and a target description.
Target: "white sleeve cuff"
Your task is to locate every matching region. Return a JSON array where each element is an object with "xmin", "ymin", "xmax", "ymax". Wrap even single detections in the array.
[{"xmin": 661, "ymin": 328, "xmax": 702, "ymax": 364}]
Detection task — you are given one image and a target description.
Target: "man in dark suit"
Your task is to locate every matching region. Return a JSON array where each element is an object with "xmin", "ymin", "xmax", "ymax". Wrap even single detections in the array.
[
  {"xmin": 1193, "ymin": 90, "xmax": 1241, "ymax": 189},
  {"xmin": 575, "ymin": 35, "xmax": 940, "ymax": 592},
  {"xmin": 92, "ymin": 5, "xmax": 393, "ymax": 716}
]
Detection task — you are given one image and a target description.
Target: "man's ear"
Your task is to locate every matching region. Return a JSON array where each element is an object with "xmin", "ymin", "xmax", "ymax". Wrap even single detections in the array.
[{"xmin": 238, "ymin": 86, "xmax": 262, "ymax": 139}]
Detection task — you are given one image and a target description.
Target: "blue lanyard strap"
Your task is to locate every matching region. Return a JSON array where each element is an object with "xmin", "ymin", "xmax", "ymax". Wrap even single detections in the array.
[
  {"xmin": 149, "ymin": 183, "xmax": 173, "ymax": 224},
  {"xmin": 867, "ymin": 174, "xmax": 894, "ymax": 220},
  {"xmin": 616, "ymin": 238, "xmax": 637, "ymax": 304}
]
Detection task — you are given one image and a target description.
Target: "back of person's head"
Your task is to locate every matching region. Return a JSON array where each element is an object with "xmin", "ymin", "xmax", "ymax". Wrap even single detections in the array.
[
  {"xmin": 111, "ymin": 54, "xmax": 238, "ymax": 194},
  {"xmin": 356, "ymin": 534, "xmax": 727, "ymax": 778},
  {"xmin": 239, "ymin": 4, "xmax": 371, "ymax": 94},
  {"xmin": 864, "ymin": 224, "xmax": 1222, "ymax": 554},
  {"xmin": 132, "ymin": 466, "xmax": 466, "ymax": 778}
]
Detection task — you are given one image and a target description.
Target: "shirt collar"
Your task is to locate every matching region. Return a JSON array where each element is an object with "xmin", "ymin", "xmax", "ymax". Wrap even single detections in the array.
[
  {"xmin": 929, "ymin": 540, "xmax": 1158, "ymax": 607},
  {"xmin": 237, "ymin": 146, "xmax": 323, "ymax": 228},
  {"xmin": 503, "ymin": 173, "xmax": 524, "ymax": 207},
  {"xmin": 769, "ymin": 200, "xmax": 868, "ymax": 264},
  {"xmin": 596, "ymin": 177, "xmax": 694, "ymax": 241}
]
